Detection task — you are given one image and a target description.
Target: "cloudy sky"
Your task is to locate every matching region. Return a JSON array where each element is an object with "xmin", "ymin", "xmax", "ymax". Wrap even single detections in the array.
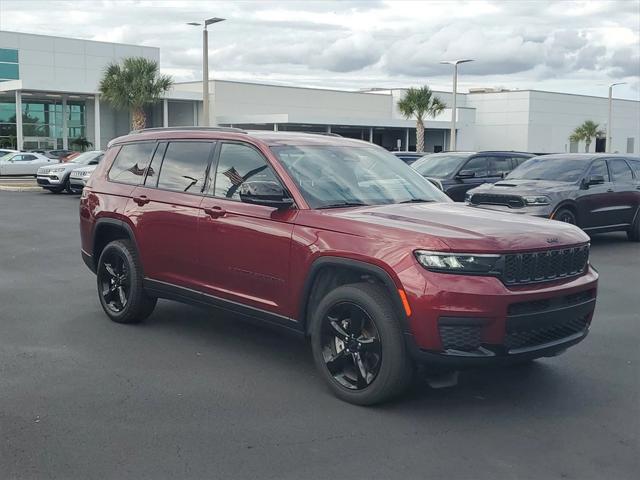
[{"xmin": 0, "ymin": 0, "xmax": 638, "ymax": 99}]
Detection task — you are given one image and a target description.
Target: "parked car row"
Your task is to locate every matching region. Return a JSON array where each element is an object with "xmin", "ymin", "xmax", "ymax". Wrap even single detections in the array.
[
  {"xmin": 406, "ymin": 150, "xmax": 640, "ymax": 241},
  {"xmin": 0, "ymin": 151, "xmax": 59, "ymax": 176},
  {"xmin": 36, "ymin": 150, "xmax": 104, "ymax": 193}
]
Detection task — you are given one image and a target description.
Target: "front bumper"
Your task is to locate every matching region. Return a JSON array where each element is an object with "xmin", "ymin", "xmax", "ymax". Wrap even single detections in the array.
[
  {"xmin": 400, "ymin": 265, "xmax": 598, "ymax": 366},
  {"xmin": 69, "ymin": 176, "xmax": 87, "ymax": 189},
  {"xmin": 37, "ymin": 175, "xmax": 63, "ymax": 186}
]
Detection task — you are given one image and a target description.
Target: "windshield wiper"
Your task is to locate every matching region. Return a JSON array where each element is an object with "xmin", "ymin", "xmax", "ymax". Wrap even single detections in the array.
[
  {"xmin": 318, "ymin": 202, "xmax": 370, "ymax": 209},
  {"xmin": 398, "ymin": 198, "xmax": 435, "ymax": 204}
]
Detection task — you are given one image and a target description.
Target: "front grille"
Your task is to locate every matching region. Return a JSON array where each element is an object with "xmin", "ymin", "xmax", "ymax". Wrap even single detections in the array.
[
  {"xmin": 470, "ymin": 193, "xmax": 525, "ymax": 208},
  {"xmin": 439, "ymin": 321, "xmax": 483, "ymax": 352},
  {"xmin": 505, "ymin": 314, "xmax": 590, "ymax": 350},
  {"xmin": 501, "ymin": 245, "xmax": 589, "ymax": 285}
]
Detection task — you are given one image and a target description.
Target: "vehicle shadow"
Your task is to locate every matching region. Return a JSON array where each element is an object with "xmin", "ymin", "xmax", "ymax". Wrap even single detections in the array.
[{"xmin": 142, "ymin": 300, "xmax": 580, "ymax": 412}]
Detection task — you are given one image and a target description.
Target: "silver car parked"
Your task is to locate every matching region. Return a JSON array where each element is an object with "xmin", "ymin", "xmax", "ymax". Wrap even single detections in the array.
[
  {"xmin": 37, "ymin": 150, "xmax": 103, "ymax": 193},
  {"xmin": 69, "ymin": 163, "xmax": 100, "ymax": 192}
]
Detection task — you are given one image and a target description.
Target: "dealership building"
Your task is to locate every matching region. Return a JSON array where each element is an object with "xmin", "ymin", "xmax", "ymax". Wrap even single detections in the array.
[{"xmin": 1, "ymin": 30, "xmax": 638, "ymax": 154}]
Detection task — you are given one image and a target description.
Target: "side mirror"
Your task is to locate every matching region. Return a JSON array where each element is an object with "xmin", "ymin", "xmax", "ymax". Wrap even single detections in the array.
[
  {"xmin": 456, "ymin": 170, "xmax": 475, "ymax": 179},
  {"xmin": 239, "ymin": 181, "xmax": 294, "ymax": 209},
  {"xmin": 586, "ymin": 175, "xmax": 605, "ymax": 187}
]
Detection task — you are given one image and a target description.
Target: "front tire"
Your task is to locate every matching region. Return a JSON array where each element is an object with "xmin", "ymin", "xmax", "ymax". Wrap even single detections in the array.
[
  {"xmin": 97, "ymin": 239, "xmax": 156, "ymax": 324},
  {"xmin": 310, "ymin": 283, "xmax": 413, "ymax": 405},
  {"xmin": 554, "ymin": 207, "xmax": 577, "ymax": 226}
]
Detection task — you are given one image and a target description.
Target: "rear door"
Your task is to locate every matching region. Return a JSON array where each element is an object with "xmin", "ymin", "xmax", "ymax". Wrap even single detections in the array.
[
  {"xmin": 607, "ymin": 158, "xmax": 638, "ymax": 226},
  {"xmin": 198, "ymin": 141, "xmax": 296, "ymax": 316},
  {"xmin": 126, "ymin": 140, "xmax": 215, "ymax": 289}
]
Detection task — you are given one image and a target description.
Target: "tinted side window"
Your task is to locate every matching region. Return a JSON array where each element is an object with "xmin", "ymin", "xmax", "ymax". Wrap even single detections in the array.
[
  {"xmin": 488, "ymin": 156, "xmax": 512, "ymax": 176},
  {"xmin": 512, "ymin": 156, "xmax": 530, "ymax": 168},
  {"xmin": 144, "ymin": 142, "xmax": 167, "ymax": 187},
  {"xmin": 588, "ymin": 159, "xmax": 609, "ymax": 181},
  {"xmin": 462, "ymin": 156, "xmax": 489, "ymax": 177},
  {"xmin": 214, "ymin": 143, "xmax": 280, "ymax": 200},
  {"xmin": 609, "ymin": 159, "xmax": 633, "ymax": 183},
  {"xmin": 156, "ymin": 142, "xmax": 214, "ymax": 193},
  {"xmin": 109, "ymin": 142, "xmax": 156, "ymax": 185},
  {"xmin": 628, "ymin": 159, "xmax": 640, "ymax": 178}
]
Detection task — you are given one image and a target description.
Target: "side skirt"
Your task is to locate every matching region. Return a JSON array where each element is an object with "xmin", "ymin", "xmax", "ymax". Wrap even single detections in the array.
[{"xmin": 143, "ymin": 278, "xmax": 304, "ymax": 337}]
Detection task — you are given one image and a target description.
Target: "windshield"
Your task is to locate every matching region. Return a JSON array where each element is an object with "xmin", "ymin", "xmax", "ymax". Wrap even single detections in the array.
[
  {"xmin": 70, "ymin": 151, "xmax": 103, "ymax": 165},
  {"xmin": 411, "ymin": 153, "xmax": 470, "ymax": 178},
  {"xmin": 271, "ymin": 145, "xmax": 450, "ymax": 208},
  {"xmin": 506, "ymin": 157, "xmax": 588, "ymax": 182}
]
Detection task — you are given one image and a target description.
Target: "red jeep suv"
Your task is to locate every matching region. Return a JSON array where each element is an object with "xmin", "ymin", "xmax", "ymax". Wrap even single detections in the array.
[{"xmin": 80, "ymin": 127, "xmax": 598, "ymax": 405}]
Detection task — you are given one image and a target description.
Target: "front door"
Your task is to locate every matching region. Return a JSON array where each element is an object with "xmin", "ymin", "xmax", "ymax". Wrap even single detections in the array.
[
  {"xmin": 577, "ymin": 159, "xmax": 617, "ymax": 229},
  {"xmin": 198, "ymin": 141, "xmax": 296, "ymax": 316},
  {"xmin": 607, "ymin": 158, "xmax": 638, "ymax": 226},
  {"xmin": 448, "ymin": 155, "xmax": 492, "ymax": 201},
  {"xmin": 126, "ymin": 140, "xmax": 215, "ymax": 290}
]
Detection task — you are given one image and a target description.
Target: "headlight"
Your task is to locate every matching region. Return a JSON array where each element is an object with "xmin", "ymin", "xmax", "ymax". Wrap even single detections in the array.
[
  {"xmin": 523, "ymin": 195, "xmax": 550, "ymax": 206},
  {"xmin": 414, "ymin": 250, "xmax": 501, "ymax": 274}
]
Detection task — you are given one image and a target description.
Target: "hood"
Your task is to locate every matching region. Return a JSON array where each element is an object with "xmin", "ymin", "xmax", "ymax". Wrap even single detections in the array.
[
  {"xmin": 313, "ymin": 202, "xmax": 588, "ymax": 252},
  {"xmin": 472, "ymin": 179, "xmax": 575, "ymax": 195}
]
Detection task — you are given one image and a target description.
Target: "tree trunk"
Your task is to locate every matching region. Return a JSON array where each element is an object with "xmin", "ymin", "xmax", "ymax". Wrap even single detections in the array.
[
  {"xmin": 585, "ymin": 140, "xmax": 591, "ymax": 153},
  {"xmin": 131, "ymin": 108, "xmax": 147, "ymax": 131},
  {"xmin": 416, "ymin": 120, "xmax": 425, "ymax": 153}
]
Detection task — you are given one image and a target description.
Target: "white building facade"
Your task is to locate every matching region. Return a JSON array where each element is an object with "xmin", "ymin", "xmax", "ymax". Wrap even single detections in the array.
[{"xmin": 1, "ymin": 30, "xmax": 637, "ymax": 155}]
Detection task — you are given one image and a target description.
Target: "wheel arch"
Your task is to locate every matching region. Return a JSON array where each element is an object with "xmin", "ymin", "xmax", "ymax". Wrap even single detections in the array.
[
  {"xmin": 91, "ymin": 218, "xmax": 139, "ymax": 271},
  {"xmin": 298, "ymin": 256, "xmax": 410, "ymax": 336}
]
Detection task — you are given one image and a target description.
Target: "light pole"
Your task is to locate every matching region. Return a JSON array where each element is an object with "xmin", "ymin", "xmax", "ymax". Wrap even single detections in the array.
[
  {"xmin": 606, "ymin": 82, "xmax": 625, "ymax": 153},
  {"xmin": 440, "ymin": 59, "xmax": 474, "ymax": 151},
  {"xmin": 188, "ymin": 17, "xmax": 225, "ymax": 126}
]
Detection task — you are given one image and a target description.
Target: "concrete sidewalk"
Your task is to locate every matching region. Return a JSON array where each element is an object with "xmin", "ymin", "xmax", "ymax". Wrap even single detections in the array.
[{"xmin": 0, "ymin": 176, "xmax": 41, "ymax": 191}]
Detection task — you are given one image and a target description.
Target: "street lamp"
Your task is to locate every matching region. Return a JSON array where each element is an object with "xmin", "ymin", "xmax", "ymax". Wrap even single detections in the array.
[
  {"xmin": 440, "ymin": 59, "xmax": 474, "ymax": 151},
  {"xmin": 606, "ymin": 82, "xmax": 626, "ymax": 153},
  {"xmin": 188, "ymin": 17, "xmax": 225, "ymax": 126}
]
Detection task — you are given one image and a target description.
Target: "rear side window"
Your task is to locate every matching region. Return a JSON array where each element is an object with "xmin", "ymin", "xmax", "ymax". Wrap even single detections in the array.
[
  {"xmin": 511, "ymin": 156, "xmax": 530, "ymax": 168},
  {"xmin": 588, "ymin": 159, "xmax": 609, "ymax": 181},
  {"xmin": 626, "ymin": 159, "xmax": 640, "ymax": 178},
  {"xmin": 109, "ymin": 142, "xmax": 156, "ymax": 185},
  {"xmin": 609, "ymin": 159, "xmax": 633, "ymax": 183},
  {"xmin": 156, "ymin": 141, "xmax": 214, "ymax": 193},
  {"xmin": 213, "ymin": 143, "xmax": 280, "ymax": 200}
]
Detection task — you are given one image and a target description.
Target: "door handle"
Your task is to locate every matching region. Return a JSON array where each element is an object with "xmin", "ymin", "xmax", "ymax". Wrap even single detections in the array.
[
  {"xmin": 606, "ymin": 189, "xmax": 614, "ymax": 193},
  {"xmin": 204, "ymin": 206, "xmax": 226, "ymax": 218},
  {"xmin": 133, "ymin": 195, "xmax": 150, "ymax": 206}
]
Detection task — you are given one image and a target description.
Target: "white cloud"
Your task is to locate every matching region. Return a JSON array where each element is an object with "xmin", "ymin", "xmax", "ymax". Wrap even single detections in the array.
[{"xmin": 0, "ymin": 0, "xmax": 637, "ymax": 99}]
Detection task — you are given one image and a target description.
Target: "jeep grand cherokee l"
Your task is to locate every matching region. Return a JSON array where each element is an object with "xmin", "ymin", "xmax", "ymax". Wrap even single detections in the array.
[
  {"xmin": 79, "ymin": 128, "xmax": 598, "ymax": 405},
  {"xmin": 466, "ymin": 154, "xmax": 640, "ymax": 241}
]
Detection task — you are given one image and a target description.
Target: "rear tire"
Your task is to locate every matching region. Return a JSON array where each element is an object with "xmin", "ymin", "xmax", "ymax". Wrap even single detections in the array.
[
  {"xmin": 97, "ymin": 239, "xmax": 156, "ymax": 324},
  {"xmin": 310, "ymin": 283, "xmax": 413, "ymax": 405}
]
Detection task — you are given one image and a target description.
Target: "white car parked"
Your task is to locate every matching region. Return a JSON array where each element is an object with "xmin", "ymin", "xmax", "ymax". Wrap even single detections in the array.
[{"xmin": 0, "ymin": 152, "xmax": 58, "ymax": 176}]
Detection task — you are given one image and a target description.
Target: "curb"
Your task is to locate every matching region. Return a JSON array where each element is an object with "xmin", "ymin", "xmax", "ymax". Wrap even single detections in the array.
[{"xmin": 0, "ymin": 185, "xmax": 42, "ymax": 192}]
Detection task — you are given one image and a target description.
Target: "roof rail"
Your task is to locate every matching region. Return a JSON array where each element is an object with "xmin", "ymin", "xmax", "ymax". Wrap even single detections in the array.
[{"xmin": 129, "ymin": 126, "xmax": 247, "ymax": 134}]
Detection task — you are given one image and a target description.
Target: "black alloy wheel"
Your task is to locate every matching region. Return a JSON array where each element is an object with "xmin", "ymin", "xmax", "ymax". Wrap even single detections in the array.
[
  {"xmin": 321, "ymin": 301, "xmax": 382, "ymax": 390},
  {"xmin": 99, "ymin": 249, "xmax": 130, "ymax": 314}
]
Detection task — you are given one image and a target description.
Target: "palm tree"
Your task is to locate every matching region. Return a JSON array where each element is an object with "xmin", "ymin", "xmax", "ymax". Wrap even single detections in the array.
[
  {"xmin": 99, "ymin": 57, "xmax": 173, "ymax": 131},
  {"xmin": 397, "ymin": 86, "xmax": 446, "ymax": 153},
  {"xmin": 569, "ymin": 120, "xmax": 605, "ymax": 153},
  {"xmin": 71, "ymin": 136, "xmax": 93, "ymax": 152}
]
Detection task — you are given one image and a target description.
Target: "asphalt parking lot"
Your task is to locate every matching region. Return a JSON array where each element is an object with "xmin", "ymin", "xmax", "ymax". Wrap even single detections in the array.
[{"xmin": 1, "ymin": 190, "xmax": 638, "ymax": 480}]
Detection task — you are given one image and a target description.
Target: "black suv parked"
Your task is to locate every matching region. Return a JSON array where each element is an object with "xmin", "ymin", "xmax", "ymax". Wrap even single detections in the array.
[
  {"xmin": 411, "ymin": 151, "xmax": 533, "ymax": 201},
  {"xmin": 466, "ymin": 154, "xmax": 640, "ymax": 241}
]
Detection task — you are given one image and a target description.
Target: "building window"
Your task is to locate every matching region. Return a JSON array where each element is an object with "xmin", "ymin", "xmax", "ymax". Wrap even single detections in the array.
[
  {"xmin": 627, "ymin": 137, "xmax": 635, "ymax": 154},
  {"xmin": 569, "ymin": 141, "xmax": 579, "ymax": 153},
  {"xmin": 0, "ymin": 48, "xmax": 19, "ymax": 81}
]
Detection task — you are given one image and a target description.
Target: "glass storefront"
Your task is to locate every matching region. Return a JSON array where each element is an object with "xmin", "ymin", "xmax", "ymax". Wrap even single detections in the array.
[{"xmin": 0, "ymin": 98, "xmax": 86, "ymax": 149}]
